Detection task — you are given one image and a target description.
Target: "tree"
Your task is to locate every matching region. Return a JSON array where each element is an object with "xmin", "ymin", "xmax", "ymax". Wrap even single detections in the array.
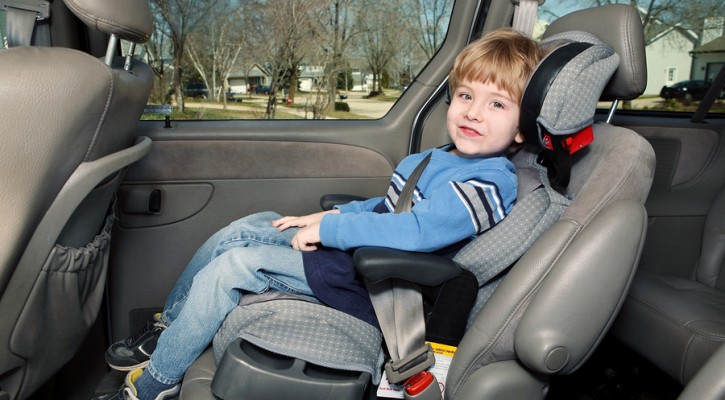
[
  {"xmin": 186, "ymin": 1, "xmax": 250, "ymax": 109},
  {"xmin": 544, "ymin": 0, "xmax": 724, "ymax": 48},
  {"xmin": 316, "ymin": 0, "xmax": 359, "ymax": 117},
  {"xmin": 143, "ymin": 11, "xmax": 175, "ymax": 104},
  {"xmin": 356, "ymin": 0, "xmax": 404, "ymax": 95},
  {"xmin": 150, "ymin": 0, "xmax": 221, "ymax": 113},
  {"xmin": 404, "ymin": 0, "xmax": 453, "ymax": 59},
  {"xmin": 254, "ymin": 0, "xmax": 325, "ymax": 118}
]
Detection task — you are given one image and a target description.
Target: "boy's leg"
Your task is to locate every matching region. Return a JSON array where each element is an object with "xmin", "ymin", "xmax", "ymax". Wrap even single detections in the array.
[
  {"xmin": 145, "ymin": 243, "xmax": 312, "ymax": 390},
  {"xmin": 162, "ymin": 211, "xmax": 287, "ymax": 323},
  {"xmin": 100, "ymin": 243, "xmax": 311, "ymax": 400},
  {"xmin": 106, "ymin": 211, "xmax": 290, "ymax": 370}
]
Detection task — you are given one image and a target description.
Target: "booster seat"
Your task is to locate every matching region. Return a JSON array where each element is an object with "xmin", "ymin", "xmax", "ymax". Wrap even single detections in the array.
[{"xmin": 180, "ymin": 4, "xmax": 654, "ymax": 400}]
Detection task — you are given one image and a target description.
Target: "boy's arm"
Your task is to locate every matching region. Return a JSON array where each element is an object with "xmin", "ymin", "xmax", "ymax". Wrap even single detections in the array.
[
  {"xmin": 335, "ymin": 196, "xmax": 385, "ymax": 214},
  {"xmin": 320, "ymin": 171, "xmax": 517, "ymax": 252}
]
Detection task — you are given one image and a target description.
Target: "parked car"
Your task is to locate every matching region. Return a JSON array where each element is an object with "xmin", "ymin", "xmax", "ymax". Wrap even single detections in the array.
[
  {"xmin": 1, "ymin": 1, "xmax": 724, "ymax": 400},
  {"xmin": 659, "ymin": 79, "xmax": 710, "ymax": 103},
  {"xmin": 182, "ymin": 82, "xmax": 209, "ymax": 99}
]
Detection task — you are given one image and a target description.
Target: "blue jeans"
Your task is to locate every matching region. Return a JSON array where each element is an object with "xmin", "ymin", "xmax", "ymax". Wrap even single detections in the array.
[{"xmin": 146, "ymin": 211, "xmax": 315, "ymax": 385}]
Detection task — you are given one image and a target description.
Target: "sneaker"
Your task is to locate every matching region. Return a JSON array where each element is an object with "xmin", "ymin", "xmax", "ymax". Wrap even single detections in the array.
[
  {"xmin": 106, "ymin": 313, "xmax": 167, "ymax": 371},
  {"xmin": 94, "ymin": 369, "xmax": 180, "ymax": 400}
]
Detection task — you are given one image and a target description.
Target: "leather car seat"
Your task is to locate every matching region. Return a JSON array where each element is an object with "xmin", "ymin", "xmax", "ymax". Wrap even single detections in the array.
[
  {"xmin": 613, "ymin": 184, "xmax": 725, "ymax": 385},
  {"xmin": 0, "ymin": 1, "xmax": 153, "ymax": 398}
]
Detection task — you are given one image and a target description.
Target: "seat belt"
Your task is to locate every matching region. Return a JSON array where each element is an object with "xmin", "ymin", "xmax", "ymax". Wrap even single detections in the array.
[
  {"xmin": 512, "ymin": 0, "xmax": 543, "ymax": 37},
  {"xmin": 2, "ymin": 0, "xmax": 51, "ymax": 47},
  {"xmin": 365, "ymin": 152, "xmax": 441, "ymax": 399},
  {"xmin": 691, "ymin": 64, "xmax": 725, "ymax": 123}
]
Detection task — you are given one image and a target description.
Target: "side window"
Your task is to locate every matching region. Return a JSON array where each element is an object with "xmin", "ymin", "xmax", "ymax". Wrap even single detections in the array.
[
  {"xmin": 140, "ymin": 0, "xmax": 455, "ymax": 121},
  {"xmin": 538, "ymin": 0, "xmax": 725, "ymax": 115}
]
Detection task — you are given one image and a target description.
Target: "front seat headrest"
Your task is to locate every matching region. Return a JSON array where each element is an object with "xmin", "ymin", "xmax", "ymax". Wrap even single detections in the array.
[
  {"xmin": 519, "ymin": 31, "xmax": 620, "ymax": 192},
  {"xmin": 63, "ymin": 0, "xmax": 153, "ymax": 44}
]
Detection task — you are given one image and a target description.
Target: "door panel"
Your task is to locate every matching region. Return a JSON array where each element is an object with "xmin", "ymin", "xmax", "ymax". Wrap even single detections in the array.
[
  {"xmin": 612, "ymin": 115, "xmax": 725, "ymax": 279},
  {"xmin": 109, "ymin": 128, "xmax": 398, "ymax": 340}
]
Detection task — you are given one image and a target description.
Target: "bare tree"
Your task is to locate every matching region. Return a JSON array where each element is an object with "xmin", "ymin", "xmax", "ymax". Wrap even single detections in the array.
[
  {"xmin": 186, "ymin": 1, "xmax": 249, "ymax": 109},
  {"xmin": 143, "ymin": 11, "xmax": 175, "ymax": 104},
  {"xmin": 403, "ymin": 0, "xmax": 453, "ymax": 59},
  {"xmin": 150, "ymin": 0, "xmax": 221, "ymax": 113},
  {"xmin": 545, "ymin": 0, "xmax": 724, "ymax": 47},
  {"xmin": 255, "ymin": 0, "xmax": 324, "ymax": 118},
  {"xmin": 356, "ymin": 0, "xmax": 404, "ymax": 95},
  {"xmin": 315, "ymin": 0, "xmax": 360, "ymax": 116}
]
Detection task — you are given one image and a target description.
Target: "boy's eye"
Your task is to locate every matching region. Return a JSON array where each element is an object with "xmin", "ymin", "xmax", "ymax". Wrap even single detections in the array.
[
  {"xmin": 491, "ymin": 101, "xmax": 505, "ymax": 109},
  {"xmin": 458, "ymin": 92, "xmax": 472, "ymax": 100}
]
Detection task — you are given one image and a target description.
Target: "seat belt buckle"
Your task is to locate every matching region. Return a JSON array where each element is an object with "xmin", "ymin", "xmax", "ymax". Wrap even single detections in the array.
[
  {"xmin": 403, "ymin": 371, "xmax": 441, "ymax": 400},
  {"xmin": 384, "ymin": 344, "xmax": 436, "ymax": 384}
]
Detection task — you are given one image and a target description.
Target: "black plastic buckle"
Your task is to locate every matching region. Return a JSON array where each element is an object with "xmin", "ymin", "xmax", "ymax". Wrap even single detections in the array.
[{"xmin": 385, "ymin": 344, "xmax": 436, "ymax": 384}]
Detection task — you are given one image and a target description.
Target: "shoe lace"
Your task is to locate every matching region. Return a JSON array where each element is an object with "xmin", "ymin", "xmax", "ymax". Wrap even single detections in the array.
[{"xmin": 126, "ymin": 321, "xmax": 161, "ymax": 345}]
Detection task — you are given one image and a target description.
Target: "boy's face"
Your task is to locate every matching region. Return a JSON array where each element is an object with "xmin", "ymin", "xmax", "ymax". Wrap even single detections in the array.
[{"xmin": 446, "ymin": 80, "xmax": 524, "ymax": 158}]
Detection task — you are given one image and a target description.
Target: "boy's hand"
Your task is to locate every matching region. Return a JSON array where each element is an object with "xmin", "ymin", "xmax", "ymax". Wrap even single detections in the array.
[
  {"xmin": 291, "ymin": 222, "xmax": 321, "ymax": 251},
  {"xmin": 272, "ymin": 209, "xmax": 339, "ymax": 232}
]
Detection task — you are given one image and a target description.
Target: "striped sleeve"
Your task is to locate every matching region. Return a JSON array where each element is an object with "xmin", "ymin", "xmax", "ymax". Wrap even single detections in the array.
[{"xmin": 450, "ymin": 179, "xmax": 507, "ymax": 234}]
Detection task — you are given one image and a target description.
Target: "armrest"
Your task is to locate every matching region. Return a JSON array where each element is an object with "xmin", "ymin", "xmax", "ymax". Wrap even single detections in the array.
[
  {"xmin": 353, "ymin": 247, "xmax": 464, "ymax": 286},
  {"xmin": 320, "ymin": 194, "xmax": 368, "ymax": 211}
]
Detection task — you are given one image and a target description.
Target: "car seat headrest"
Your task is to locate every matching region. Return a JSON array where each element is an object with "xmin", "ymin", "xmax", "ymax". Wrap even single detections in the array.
[
  {"xmin": 63, "ymin": 0, "xmax": 153, "ymax": 44},
  {"xmin": 543, "ymin": 4, "xmax": 647, "ymax": 101},
  {"xmin": 519, "ymin": 31, "xmax": 620, "ymax": 193}
]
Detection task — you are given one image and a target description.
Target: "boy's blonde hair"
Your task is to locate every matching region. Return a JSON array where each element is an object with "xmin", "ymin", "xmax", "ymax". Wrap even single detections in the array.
[{"xmin": 449, "ymin": 28, "xmax": 540, "ymax": 104}]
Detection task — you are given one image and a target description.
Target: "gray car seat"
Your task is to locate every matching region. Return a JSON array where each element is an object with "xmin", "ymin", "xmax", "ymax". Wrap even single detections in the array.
[
  {"xmin": 612, "ymin": 183, "xmax": 725, "ymax": 385},
  {"xmin": 179, "ymin": 4, "xmax": 653, "ymax": 400},
  {"xmin": 0, "ymin": 1, "xmax": 153, "ymax": 399}
]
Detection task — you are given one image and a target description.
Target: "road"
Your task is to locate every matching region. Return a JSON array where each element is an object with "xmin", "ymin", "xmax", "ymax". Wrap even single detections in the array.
[{"xmin": 186, "ymin": 91, "xmax": 396, "ymax": 119}]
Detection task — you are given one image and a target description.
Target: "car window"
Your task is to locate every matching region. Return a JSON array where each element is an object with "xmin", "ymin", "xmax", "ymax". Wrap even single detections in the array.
[
  {"xmin": 538, "ymin": 0, "xmax": 724, "ymax": 115},
  {"xmin": 137, "ymin": 0, "xmax": 455, "ymax": 121}
]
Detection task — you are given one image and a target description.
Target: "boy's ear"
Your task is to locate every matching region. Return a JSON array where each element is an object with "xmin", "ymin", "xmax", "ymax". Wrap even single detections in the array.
[{"xmin": 514, "ymin": 131, "xmax": 525, "ymax": 144}]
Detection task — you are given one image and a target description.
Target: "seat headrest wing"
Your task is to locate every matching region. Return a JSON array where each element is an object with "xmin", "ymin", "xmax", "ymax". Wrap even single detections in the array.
[
  {"xmin": 543, "ymin": 4, "xmax": 646, "ymax": 101},
  {"xmin": 520, "ymin": 31, "xmax": 620, "ymax": 145},
  {"xmin": 63, "ymin": 0, "xmax": 152, "ymax": 43}
]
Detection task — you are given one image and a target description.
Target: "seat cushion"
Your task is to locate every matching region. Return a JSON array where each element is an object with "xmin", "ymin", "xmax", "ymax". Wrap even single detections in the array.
[
  {"xmin": 613, "ymin": 271, "xmax": 725, "ymax": 384},
  {"xmin": 180, "ymin": 348, "xmax": 216, "ymax": 399}
]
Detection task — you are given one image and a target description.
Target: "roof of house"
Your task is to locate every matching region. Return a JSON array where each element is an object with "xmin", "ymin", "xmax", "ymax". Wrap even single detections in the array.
[{"xmin": 692, "ymin": 35, "xmax": 725, "ymax": 54}]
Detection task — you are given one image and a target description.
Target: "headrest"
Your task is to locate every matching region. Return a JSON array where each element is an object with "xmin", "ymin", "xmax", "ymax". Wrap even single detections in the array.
[
  {"xmin": 519, "ymin": 31, "xmax": 619, "ymax": 193},
  {"xmin": 63, "ymin": 0, "xmax": 152, "ymax": 44},
  {"xmin": 543, "ymin": 4, "xmax": 646, "ymax": 101},
  {"xmin": 520, "ymin": 31, "xmax": 619, "ymax": 145}
]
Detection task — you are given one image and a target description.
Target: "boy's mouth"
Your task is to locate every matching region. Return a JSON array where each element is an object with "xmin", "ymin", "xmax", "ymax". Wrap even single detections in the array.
[{"xmin": 459, "ymin": 125, "xmax": 481, "ymax": 137}]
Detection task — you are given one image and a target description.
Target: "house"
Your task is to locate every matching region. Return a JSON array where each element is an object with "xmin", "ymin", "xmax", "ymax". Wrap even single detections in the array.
[
  {"xmin": 299, "ymin": 65, "xmax": 324, "ymax": 92},
  {"xmin": 643, "ymin": 28, "xmax": 696, "ymax": 95},
  {"xmin": 690, "ymin": 35, "xmax": 725, "ymax": 83},
  {"xmin": 227, "ymin": 64, "xmax": 271, "ymax": 94}
]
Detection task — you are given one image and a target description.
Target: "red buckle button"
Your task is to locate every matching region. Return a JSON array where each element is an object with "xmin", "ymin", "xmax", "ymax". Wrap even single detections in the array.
[{"xmin": 404, "ymin": 371, "xmax": 435, "ymax": 396}]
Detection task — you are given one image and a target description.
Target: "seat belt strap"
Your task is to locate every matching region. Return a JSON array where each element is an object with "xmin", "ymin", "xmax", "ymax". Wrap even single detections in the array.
[
  {"xmin": 3, "ymin": 0, "xmax": 51, "ymax": 47},
  {"xmin": 367, "ymin": 152, "xmax": 435, "ymax": 384},
  {"xmin": 512, "ymin": 0, "xmax": 542, "ymax": 37},
  {"xmin": 692, "ymin": 64, "xmax": 725, "ymax": 123}
]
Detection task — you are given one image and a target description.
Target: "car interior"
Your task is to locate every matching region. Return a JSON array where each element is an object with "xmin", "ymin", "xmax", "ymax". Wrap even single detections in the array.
[{"xmin": 0, "ymin": 0, "xmax": 723, "ymax": 400}]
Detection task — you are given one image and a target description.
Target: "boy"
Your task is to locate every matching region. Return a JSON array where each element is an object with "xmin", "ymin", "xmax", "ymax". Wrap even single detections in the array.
[{"xmin": 99, "ymin": 28, "xmax": 540, "ymax": 400}]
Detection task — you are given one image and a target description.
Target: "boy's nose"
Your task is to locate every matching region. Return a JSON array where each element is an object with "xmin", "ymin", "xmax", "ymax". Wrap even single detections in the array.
[{"xmin": 465, "ymin": 105, "xmax": 482, "ymax": 122}]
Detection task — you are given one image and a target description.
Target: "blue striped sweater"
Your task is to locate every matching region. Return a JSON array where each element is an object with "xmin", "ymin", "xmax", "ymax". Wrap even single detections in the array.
[{"xmin": 302, "ymin": 144, "xmax": 517, "ymax": 327}]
